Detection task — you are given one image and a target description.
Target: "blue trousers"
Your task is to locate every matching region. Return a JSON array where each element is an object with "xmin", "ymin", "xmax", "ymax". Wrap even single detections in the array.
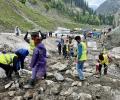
[{"xmin": 76, "ymin": 61, "xmax": 84, "ymax": 80}]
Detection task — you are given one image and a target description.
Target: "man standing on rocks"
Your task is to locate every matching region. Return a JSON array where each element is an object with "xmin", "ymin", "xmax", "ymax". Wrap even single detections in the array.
[
  {"xmin": 75, "ymin": 36, "xmax": 87, "ymax": 81},
  {"xmin": 24, "ymin": 36, "xmax": 47, "ymax": 88}
]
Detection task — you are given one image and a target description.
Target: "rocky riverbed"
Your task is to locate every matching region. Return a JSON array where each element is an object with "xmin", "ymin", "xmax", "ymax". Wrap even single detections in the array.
[{"xmin": 0, "ymin": 33, "xmax": 120, "ymax": 100}]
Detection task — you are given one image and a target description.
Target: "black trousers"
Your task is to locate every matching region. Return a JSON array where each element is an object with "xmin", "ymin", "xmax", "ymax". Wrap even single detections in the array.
[
  {"xmin": 99, "ymin": 63, "xmax": 108, "ymax": 75},
  {"xmin": 58, "ymin": 47, "xmax": 61, "ymax": 55},
  {"xmin": 0, "ymin": 56, "xmax": 19, "ymax": 78}
]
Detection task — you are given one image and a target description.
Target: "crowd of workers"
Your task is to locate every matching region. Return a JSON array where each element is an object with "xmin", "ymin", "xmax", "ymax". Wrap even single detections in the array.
[{"xmin": 0, "ymin": 27, "xmax": 115, "ymax": 88}]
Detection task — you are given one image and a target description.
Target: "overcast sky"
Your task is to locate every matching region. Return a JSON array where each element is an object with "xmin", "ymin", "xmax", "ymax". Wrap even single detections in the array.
[{"xmin": 85, "ymin": 0, "xmax": 106, "ymax": 9}]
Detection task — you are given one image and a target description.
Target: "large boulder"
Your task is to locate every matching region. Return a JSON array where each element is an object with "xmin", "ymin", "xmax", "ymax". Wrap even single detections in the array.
[
  {"xmin": 50, "ymin": 62, "xmax": 67, "ymax": 71},
  {"xmin": 105, "ymin": 26, "xmax": 120, "ymax": 49}
]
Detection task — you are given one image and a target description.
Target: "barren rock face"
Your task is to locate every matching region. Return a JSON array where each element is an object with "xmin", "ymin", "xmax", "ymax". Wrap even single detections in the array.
[
  {"xmin": 96, "ymin": 0, "xmax": 120, "ymax": 15},
  {"xmin": 105, "ymin": 26, "xmax": 120, "ymax": 50}
]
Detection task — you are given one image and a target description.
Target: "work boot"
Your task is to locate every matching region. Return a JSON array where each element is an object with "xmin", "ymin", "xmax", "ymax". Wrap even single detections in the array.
[
  {"xmin": 29, "ymin": 79, "xmax": 35, "ymax": 86},
  {"xmin": 7, "ymin": 76, "xmax": 12, "ymax": 80},
  {"xmin": 23, "ymin": 79, "xmax": 35, "ymax": 89},
  {"xmin": 15, "ymin": 72, "xmax": 20, "ymax": 79},
  {"xmin": 44, "ymin": 74, "xmax": 47, "ymax": 79}
]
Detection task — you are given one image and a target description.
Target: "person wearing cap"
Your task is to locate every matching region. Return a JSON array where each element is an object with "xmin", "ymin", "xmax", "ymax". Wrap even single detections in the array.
[
  {"xmin": 0, "ymin": 49, "xmax": 29, "ymax": 79},
  {"xmin": 24, "ymin": 31, "xmax": 39, "ymax": 55},
  {"xmin": 24, "ymin": 36, "xmax": 47, "ymax": 88},
  {"xmin": 15, "ymin": 49, "xmax": 29, "ymax": 69},
  {"xmin": 75, "ymin": 36, "xmax": 87, "ymax": 81}
]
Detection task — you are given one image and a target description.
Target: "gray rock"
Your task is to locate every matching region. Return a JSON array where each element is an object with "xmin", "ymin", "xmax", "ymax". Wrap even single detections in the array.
[
  {"xmin": 8, "ymin": 91, "xmax": 16, "ymax": 97},
  {"xmin": 84, "ymin": 68, "xmax": 93, "ymax": 73},
  {"xmin": 110, "ymin": 47, "xmax": 120, "ymax": 60},
  {"xmin": 83, "ymin": 72, "xmax": 93, "ymax": 78},
  {"xmin": 15, "ymin": 89, "xmax": 25, "ymax": 96},
  {"xmin": 37, "ymin": 87, "xmax": 44, "ymax": 93},
  {"xmin": 79, "ymin": 93, "xmax": 92, "ymax": 100},
  {"xmin": 66, "ymin": 92, "xmax": 80, "ymax": 100},
  {"xmin": 10, "ymin": 82, "xmax": 19, "ymax": 90},
  {"xmin": 51, "ymin": 84, "xmax": 61, "ymax": 95},
  {"xmin": 72, "ymin": 70, "xmax": 78, "ymax": 77},
  {"xmin": 60, "ymin": 88, "xmax": 74, "ymax": 96},
  {"xmin": 12, "ymin": 96, "xmax": 23, "ymax": 100},
  {"xmin": 33, "ymin": 95, "xmax": 41, "ymax": 100},
  {"xmin": 84, "ymin": 62, "xmax": 89, "ymax": 68},
  {"xmin": 24, "ymin": 90, "xmax": 33, "ymax": 99},
  {"xmin": 91, "ymin": 84, "xmax": 102, "ymax": 91},
  {"xmin": 46, "ymin": 80, "xmax": 55, "ymax": 85},
  {"xmin": 111, "ymin": 89, "xmax": 120, "ymax": 100},
  {"xmin": 71, "ymin": 81, "xmax": 82, "ymax": 87},
  {"xmin": 0, "ymin": 67, "xmax": 6, "ymax": 78},
  {"xmin": 33, "ymin": 92, "xmax": 39, "ymax": 100},
  {"xmin": 47, "ymin": 72, "xmax": 54, "ymax": 78},
  {"xmin": 71, "ymin": 92, "xmax": 80, "ymax": 100},
  {"xmin": 5, "ymin": 81, "xmax": 14, "ymax": 89},
  {"xmin": 51, "ymin": 62, "xmax": 67, "ymax": 71},
  {"xmin": 3, "ymin": 97, "xmax": 10, "ymax": 100},
  {"xmin": 65, "ymin": 70, "xmax": 72, "ymax": 75},
  {"xmin": 102, "ymin": 86, "xmax": 111, "ymax": 92},
  {"xmin": 65, "ymin": 78, "xmax": 74, "ymax": 82},
  {"xmin": 54, "ymin": 72, "xmax": 64, "ymax": 81},
  {"xmin": 105, "ymin": 26, "xmax": 120, "ymax": 49}
]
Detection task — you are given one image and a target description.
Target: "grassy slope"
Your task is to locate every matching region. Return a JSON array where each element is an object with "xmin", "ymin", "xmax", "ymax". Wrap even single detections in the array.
[
  {"xmin": 0, "ymin": 0, "xmax": 95, "ymax": 32},
  {"xmin": 0, "ymin": 0, "xmax": 34, "ymax": 31}
]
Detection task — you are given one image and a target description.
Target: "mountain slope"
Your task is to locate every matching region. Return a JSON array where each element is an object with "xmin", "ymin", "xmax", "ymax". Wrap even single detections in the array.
[
  {"xmin": 0, "ymin": 0, "xmax": 86, "ymax": 32},
  {"xmin": 96, "ymin": 0, "xmax": 120, "ymax": 15}
]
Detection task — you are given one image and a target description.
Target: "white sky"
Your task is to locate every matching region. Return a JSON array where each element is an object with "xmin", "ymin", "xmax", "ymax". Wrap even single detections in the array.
[{"xmin": 85, "ymin": 0, "xmax": 106, "ymax": 7}]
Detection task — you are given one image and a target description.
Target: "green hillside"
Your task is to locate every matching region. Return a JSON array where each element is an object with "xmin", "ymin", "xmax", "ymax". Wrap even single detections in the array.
[{"xmin": 0, "ymin": 0, "xmax": 96, "ymax": 32}]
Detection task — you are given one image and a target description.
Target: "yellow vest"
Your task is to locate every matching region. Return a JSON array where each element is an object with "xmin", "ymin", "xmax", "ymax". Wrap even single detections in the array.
[
  {"xmin": 79, "ymin": 42, "xmax": 87, "ymax": 61},
  {"xmin": 65, "ymin": 43, "xmax": 69, "ymax": 52},
  {"xmin": 29, "ymin": 40, "xmax": 35, "ymax": 55},
  {"xmin": 99, "ymin": 54, "xmax": 109, "ymax": 65},
  {"xmin": 0, "ymin": 54, "xmax": 16, "ymax": 65}
]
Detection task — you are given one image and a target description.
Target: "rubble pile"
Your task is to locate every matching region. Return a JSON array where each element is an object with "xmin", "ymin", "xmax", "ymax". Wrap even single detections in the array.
[{"xmin": 0, "ymin": 33, "xmax": 120, "ymax": 100}]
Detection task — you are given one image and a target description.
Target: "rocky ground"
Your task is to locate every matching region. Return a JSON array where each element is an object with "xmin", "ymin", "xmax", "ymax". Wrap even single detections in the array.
[{"xmin": 0, "ymin": 33, "xmax": 120, "ymax": 100}]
